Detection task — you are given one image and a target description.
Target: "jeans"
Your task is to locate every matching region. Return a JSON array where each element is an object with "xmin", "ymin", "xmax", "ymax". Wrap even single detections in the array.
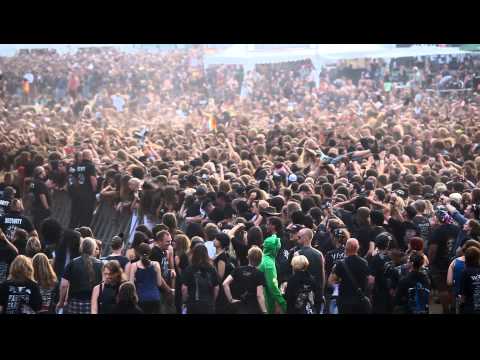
[{"xmin": 329, "ymin": 298, "xmax": 338, "ymax": 314}]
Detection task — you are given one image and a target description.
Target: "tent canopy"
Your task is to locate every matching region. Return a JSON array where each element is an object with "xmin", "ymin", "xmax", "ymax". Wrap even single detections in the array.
[{"xmin": 204, "ymin": 44, "xmax": 473, "ymax": 71}]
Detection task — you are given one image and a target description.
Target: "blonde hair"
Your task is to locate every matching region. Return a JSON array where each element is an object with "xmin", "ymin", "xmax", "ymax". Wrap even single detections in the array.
[
  {"xmin": 32, "ymin": 253, "xmax": 57, "ymax": 289},
  {"xmin": 9, "ymin": 255, "xmax": 35, "ymax": 282},
  {"xmin": 26, "ymin": 237, "xmax": 42, "ymax": 258},
  {"xmin": 174, "ymin": 234, "xmax": 191, "ymax": 257},
  {"xmin": 247, "ymin": 246, "xmax": 263, "ymax": 267},
  {"xmin": 291, "ymin": 255, "xmax": 309, "ymax": 272}
]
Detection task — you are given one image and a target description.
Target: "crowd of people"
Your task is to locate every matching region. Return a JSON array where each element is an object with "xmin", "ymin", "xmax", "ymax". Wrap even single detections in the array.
[{"xmin": 1, "ymin": 45, "xmax": 480, "ymax": 315}]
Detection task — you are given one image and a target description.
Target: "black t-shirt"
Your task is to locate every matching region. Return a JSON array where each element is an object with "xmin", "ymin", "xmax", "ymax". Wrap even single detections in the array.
[
  {"xmin": 102, "ymin": 255, "xmax": 129, "ymax": 270},
  {"xmin": 230, "ymin": 265, "xmax": 265, "ymax": 313},
  {"xmin": 62, "ymin": 256, "xmax": 103, "ymax": 300},
  {"xmin": 0, "ymin": 243, "xmax": 17, "ymax": 283},
  {"xmin": 368, "ymin": 252, "xmax": 391, "ymax": 295},
  {"xmin": 182, "ymin": 265, "xmax": 219, "ymax": 305},
  {"xmin": 313, "ymin": 226, "xmax": 335, "ymax": 255},
  {"xmin": 0, "ymin": 279, "xmax": 42, "ymax": 314},
  {"xmin": 150, "ymin": 246, "xmax": 170, "ymax": 285},
  {"xmin": 214, "ymin": 252, "xmax": 234, "ymax": 283},
  {"xmin": 68, "ymin": 160, "xmax": 97, "ymax": 198},
  {"xmin": 284, "ymin": 270, "xmax": 320, "ymax": 314},
  {"xmin": 394, "ymin": 270, "xmax": 431, "ymax": 313},
  {"xmin": 0, "ymin": 196, "xmax": 11, "ymax": 217},
  {"xmin": 332, "ymin": 255, "xmax": 369, "ymax": 304},
  {"xmin": 325, "ymin": 246, "xmax": 346, "ymax": 277},
  {"xmin": 353, "ymin": 224, "xmax": 373, "ymax": 257},
  {"xmin": 0, "ymin": 211, "xmax": 34, "ymax": 240},
  {"xmin": 413, "ymin": 215, "xmax": 432, "ymax": 241},
  {"xmin": 30, "ymin": 179, "xmax": 51, "ymax": 215},
  {"xmin": 429, "ymin": 224, "xmax": 460, "ymax": 271},
  {"xmin": 295, "ymin": 246, "xmax": 324, "ymax": 295},
  {"xmin": 460, "ymin": 266, "xmax": 480, "ymax": 313}
]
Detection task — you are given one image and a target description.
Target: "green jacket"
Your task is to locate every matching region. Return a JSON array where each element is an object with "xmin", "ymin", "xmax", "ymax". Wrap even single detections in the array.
[{"xmin": 259, "ymin": 234, "xmax": 287, "ymax": 314}]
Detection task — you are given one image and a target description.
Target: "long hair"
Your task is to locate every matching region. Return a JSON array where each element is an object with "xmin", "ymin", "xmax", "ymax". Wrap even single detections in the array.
[
  {"xmin": 32, "ymin": 253, "xmax": 57, "ymax": 289},
  {"xmin": 190, "ymin": 244, "xmax": 212, "ymax": 269},
  {"xmin": 40, "ymin": 218, "xmax": 63, "ymax": 246},
  {"xmin": 117, "ymin": 281, "xmax": 139, "ymax": 305},
  {"xmin": 54, "ymin": 229, "xmax": 81, "ymax": 277},
  {"xmin": 174, "ymin": 234, "xmax": 191, "ymax": 257},
  {"xmin": 137, "ymin": 243, "xmax": 152, "ymax": 268},
  {"xmin": 81, "ymin": 237, "xmax": 97, "ymax": 287},
  {"xmin": 103, "ymin": 260, "xmax": 126, "ymax": 285},
  {"xmin": 8, "ymin": 255, "xmax": 35, "ymax": 283},
  {"xmin": 162, "ymin": 212, "xmax": 177, "ymax": 233}
]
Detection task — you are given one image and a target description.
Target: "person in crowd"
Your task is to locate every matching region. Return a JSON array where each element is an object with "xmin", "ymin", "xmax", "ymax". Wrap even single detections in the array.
[
  {"xmin": 324, "ymin": 228, "xmax": 349, "ymax": 314},
  {"xmin": 459, "ymin": 246, "xmax": 480, "ymax": 314},
  {"xmin": 173, "ymin": 234, "xmax": 190, "ymax": 313},
  {"xmin": 0, "ymin": 199, "xmax": 36, "ymax": 241},
  {"xmin": 0, "ymin": 228, "xmax": 19, "ymax": 283},
  {"xmin": 393, "ymin": 252, "xmax": 431, "ymax": 314},
  {"xmin": 129, "ymin": 243, "xmax": 173, "ymax": 314},
  {"xmin": 181, "ymin": 244, "xmax": 219, "ymax": 314},
  {"xmin": 29, "ymin": 166, "xmax": 51, "ymax": 231},
  {"xmin": 32, "ymin": 252, "xmax": 58, "ymax": 314},
  {"xmin": 53, "ymin": 229, "xmax": 81, "ymax": 280},
  {"xmin": 0, "ymin": 255, "xmax": 42, "ymax": 314},
  {"xmin": 91, "ymin": 260, "xmax": 126, "ymax": 314},
  {"xmin": 328, "ymin": 238, "xmax": 370, "ymax": 314},
  {"xmin": 428, "ymin": 209, "xmax": 460, "ymax": 314},
  {"xmin": 56, "ymin": 237, "xmax": 103, "ymax": 314},
  {"xmin": 284, "ymin": 255, "xmax": 321, "ymax": 314},
  {"xmin": 68, "ymin": 150, "xmax": 97, "ymax": 228},
  {"xmin": 259, "ymin": 217, "xmax": 287, "ymax": 314},
  {"xmin": 2, "ymin": 46, "xmax": 480, "ymax": 317},
  {"xmin": 101, "ymin": 235, "xmax": 129, "ymax": 270},
  {"xmin": 447, "ymin": 240, "xmax": 480, "ymax": 313},
  {"xmin": 150, "ymin": 230, "xmax": 176, "ymax": 314},
  {"xmin": 213, "ymin": 232, "xmax": 235, "ymax": 313},
  {"xmin": 110, "ymin": 281, "xmax": 144, "ymax": 314},
  {"xmin": 291, "ymin": 227, "xmax": 325, "ymax": 312},
  {"xmin": 368, "ymin": 232, "xmax": 394, "ymax": 313},
  {"xmin": 222, "ymin": 245, "xmax": 267, "ymax": 314}
]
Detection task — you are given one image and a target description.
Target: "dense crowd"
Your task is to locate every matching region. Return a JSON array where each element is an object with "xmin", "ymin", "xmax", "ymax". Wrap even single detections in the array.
[{"xmin": 1, "ymin": 46, "xmax": 480, "ymax": 315}]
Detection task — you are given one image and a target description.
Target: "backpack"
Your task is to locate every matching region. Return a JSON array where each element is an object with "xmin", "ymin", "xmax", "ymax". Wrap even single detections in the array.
[
  {"xmin": 407, "ymin": 282, "xmax": 430, "ymax": 314},
  {"xmin": 193, "ymin": 268, "xmax": 214, "ymax": 304},
  {"xmin": 294, "ymin": 283, "xmax": 317, "ymax": 315}
]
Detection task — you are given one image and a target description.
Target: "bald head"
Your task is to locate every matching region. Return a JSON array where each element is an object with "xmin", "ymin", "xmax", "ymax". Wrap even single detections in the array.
[
  {"xmin": 345, "ymin": 238, "xmax": 360, "ymax": 256},
  {"xmin": 298, "ymin": 228, "xmax": 313, "ymax": 246}
]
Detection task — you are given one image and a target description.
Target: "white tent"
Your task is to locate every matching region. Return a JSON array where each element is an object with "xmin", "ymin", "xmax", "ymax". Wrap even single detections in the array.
[{"xmin": 204, "ymin": 44, "xmax": 472, "ymax": 70}]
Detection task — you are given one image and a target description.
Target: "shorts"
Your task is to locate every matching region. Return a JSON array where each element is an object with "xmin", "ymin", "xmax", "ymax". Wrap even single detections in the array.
[
  {"xmin": 431, "ymin": 270, "xmax": 448, "ymax": 292},
  {"xmin": 65, "ymin": 299, "xmax": 91, "ymax": 314}
]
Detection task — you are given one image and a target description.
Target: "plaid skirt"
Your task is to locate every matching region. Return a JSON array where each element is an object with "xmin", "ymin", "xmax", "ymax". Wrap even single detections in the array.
[{"xmin": 65, "ymin": 299, "xmax": 91, "ymax": 314}]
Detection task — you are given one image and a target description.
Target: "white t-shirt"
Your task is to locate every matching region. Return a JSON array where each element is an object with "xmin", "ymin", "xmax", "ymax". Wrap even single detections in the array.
[{"xmin": 205, "ymin": 241, "xmax": 216, "ymax": 260}]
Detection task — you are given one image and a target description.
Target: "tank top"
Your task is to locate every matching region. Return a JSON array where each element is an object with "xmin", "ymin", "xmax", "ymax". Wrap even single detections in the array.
[
  {"xmin": 98, "ymin": 282, "xmax": 121, "ymax": 314},
  {"xmin": 134, "ymin": 263, "xmax": 161, "ymax": 302},
  {"xmin": 453, "ymin": 258, "xmax": 465, "ymax": 296}
]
